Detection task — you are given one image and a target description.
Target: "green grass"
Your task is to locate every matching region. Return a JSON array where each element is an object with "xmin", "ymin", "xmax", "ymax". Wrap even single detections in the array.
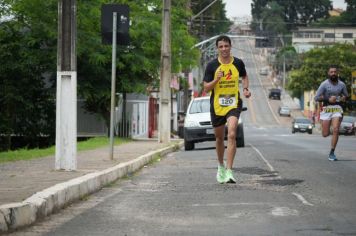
[{"xmin": 0, "ymin": 137, "xmax": 131, "ymax": 163}]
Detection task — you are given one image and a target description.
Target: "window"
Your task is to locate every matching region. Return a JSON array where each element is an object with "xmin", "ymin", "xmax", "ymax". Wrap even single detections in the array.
[
  {"xmin": 294, "ymin": 31, "xmax": 322, "ymax": 39},
  {"xmin": 189, "ymin": 99, "xmax": 210, "ymax": 114},
  {"xmin": 324, "ymin": 33, "xmax": 335, "ymax": 38},
  {"xmin": 294, "ymin": 32, "xmax": 304, "ymax": 38},
  {"xmin": 343, "ymin": 33, "xmax": 353, "ymax": 38}
]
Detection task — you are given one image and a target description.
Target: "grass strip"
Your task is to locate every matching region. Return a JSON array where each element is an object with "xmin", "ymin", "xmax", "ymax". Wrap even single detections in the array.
[{"xmin": 0, "ymin": 137, "xmax": 131, "ymax": 163}]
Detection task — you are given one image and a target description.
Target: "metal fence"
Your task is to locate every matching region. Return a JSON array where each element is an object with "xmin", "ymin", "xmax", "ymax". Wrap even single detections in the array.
[{"xmin": 115, "ymin": 115, "xmax": 131, "ymax": 138}]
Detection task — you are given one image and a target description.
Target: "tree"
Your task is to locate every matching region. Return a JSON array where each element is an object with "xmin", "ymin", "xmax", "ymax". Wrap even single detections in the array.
[
  {"xmin": 77, "ymin": 0, "xmax": 200, "ymax": 127},
  {"xmin": 251, "ymin": 1, "xmax": 287, "ymax": 38},
  {"xmin": 338, "ymin": 0, "xmax": 356, "ymax": 26},
  {"xmin": 312, "ymin": 0, "xmax": 356, "ymax": 27},
  {"xmin": 0, "ymin": 20, "xmax": 56, "ymax": 151},
  {"xmin": 251, "ymin": 0, "xmax": 332, "ymax": 31},
  {"xmin": 0, "ymin": 0, "xmax": 200, "ymax": 149},
  {"xmin": 287, "ymin": 44, "xmax": 356, "ymax": 98},
  {"xmin": 189, "ymin": 0, "xmax": 232, "ymax": 38},
  {"xmin": 275, "ymin": 45, "xmax": 300, "ymax": 71}
]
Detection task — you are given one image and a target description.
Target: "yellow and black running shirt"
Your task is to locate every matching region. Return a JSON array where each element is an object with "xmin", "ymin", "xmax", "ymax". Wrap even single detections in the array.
[{"xmin": 203, "ymin": 57, "xmax": 246, "ymax": 116}]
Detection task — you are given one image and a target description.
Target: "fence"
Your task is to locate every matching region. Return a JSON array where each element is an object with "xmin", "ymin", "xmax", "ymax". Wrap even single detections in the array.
[{"xmin": 115, "ymin": 114, "xmax": 132, "ymax": 138}]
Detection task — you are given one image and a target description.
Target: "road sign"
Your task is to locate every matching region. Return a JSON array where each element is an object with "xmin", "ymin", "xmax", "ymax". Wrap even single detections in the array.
[
  {"xmin": 255, "ymin": 30, "xmax": 275, "ymax": 48},
  {"xmin": 101, "ymin": 4, "xmax": 130, "ymax": 45}
]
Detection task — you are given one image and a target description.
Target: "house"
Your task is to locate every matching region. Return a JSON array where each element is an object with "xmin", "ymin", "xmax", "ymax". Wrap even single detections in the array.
[
  {"xmin": 329, "ymin": 8, "xmax": 344, "ymax": 17},
  {"xmin": 229, "ymin": 22, "xmax": 252, "ymax": 36},
  {"xmin": 77, "ymin": 93, "xmax": 152, "ymax": 139},
  {"xmin": 292, "ymin": 27, "xmax": 356, "ymax": 53}
]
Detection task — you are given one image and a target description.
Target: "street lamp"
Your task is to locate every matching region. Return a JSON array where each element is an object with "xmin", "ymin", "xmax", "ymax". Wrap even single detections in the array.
[{"xmin": 190, "ymin": 0, "xmax": 219, "ymax": 22}]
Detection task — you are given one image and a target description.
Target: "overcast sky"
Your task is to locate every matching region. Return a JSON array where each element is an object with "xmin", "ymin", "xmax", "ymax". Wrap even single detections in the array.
[{"xmin": 223, "ymin": 0, "xmax": 347, "ymax": 19}]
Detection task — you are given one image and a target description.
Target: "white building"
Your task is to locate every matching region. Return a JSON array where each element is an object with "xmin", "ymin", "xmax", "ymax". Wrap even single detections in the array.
[{"xmin": 292, "ymin": 27, "xmax": 356, "ymax": 53}]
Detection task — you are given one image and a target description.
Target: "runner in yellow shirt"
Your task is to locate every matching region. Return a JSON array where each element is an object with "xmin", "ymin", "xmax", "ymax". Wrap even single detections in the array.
[{"xmin": 203, "ymin": 35, "xmax": 251, "ymax": 183}]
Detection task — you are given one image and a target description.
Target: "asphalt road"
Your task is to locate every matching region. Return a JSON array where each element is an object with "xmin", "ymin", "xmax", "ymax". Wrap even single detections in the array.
[{"xmin": 11, "ymin": 39, "xmax": 356, "ymax": 236}]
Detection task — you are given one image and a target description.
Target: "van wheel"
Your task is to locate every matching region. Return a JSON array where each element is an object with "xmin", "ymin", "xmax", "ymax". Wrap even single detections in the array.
[
  {"xmin": 184, "ymin": 139, "xmax": 194, "ymax": 151},
  {"xmin": 236, "ymin": 125, "xmax": 245, "ymax": 147}
]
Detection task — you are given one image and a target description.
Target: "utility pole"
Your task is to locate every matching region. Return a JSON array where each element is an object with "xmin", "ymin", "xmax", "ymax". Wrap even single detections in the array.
[
  {"xmin": 159, "ymin": 0, "xmax": 171, "ymax": 143},
  {"xmin": 279, "ymin": 36, "xmax": 286, "ymax": 93},
  {"xmin": 56, "ymin": 0, "xmax": 77, "ymax": 170}
]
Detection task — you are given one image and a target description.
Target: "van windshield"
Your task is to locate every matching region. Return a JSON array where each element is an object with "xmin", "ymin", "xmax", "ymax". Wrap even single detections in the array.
[{"xmin": 189, "ymin": 99, "xmax": 210, "ymax": 114}]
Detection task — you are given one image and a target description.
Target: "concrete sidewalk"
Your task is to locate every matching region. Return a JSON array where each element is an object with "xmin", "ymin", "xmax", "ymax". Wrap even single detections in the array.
[{"xmin": 0, "ymin": 139, "xmax": 183, "ymax": 233}]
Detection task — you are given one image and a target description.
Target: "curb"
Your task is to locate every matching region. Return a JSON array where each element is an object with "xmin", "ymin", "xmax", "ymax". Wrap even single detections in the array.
[{"xmin": 0, "ymin": 141, "xmax": 183, "ymax": 233}]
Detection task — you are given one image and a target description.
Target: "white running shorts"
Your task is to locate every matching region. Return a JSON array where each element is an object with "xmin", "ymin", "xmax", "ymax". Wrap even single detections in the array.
[{"xmin": 320, "ymin": 105, "xmax": 343, "ymax": 121}]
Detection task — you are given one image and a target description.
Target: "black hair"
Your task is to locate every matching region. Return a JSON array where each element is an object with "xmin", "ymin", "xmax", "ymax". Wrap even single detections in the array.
[
  {"xmin": 329, "ymin": 65, "xmax": 338, "ymax": 70},
  {"xmin": 215, "ymin": 35, "xmax": 231, "ymax": 47}
]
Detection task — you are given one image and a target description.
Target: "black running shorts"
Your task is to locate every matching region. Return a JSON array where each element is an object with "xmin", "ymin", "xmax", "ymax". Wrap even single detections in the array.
[{"xmin": 211, "ymin": 108, "xmax": 241, "ymax": 127}]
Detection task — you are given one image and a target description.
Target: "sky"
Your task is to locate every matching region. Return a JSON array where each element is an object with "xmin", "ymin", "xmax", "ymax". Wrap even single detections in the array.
[{"xmin": 223, "ymin": 0, "xmax": 348, "ymax": 19}]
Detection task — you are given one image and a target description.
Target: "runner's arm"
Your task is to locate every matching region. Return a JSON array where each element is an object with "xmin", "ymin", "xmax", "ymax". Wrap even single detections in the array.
[
  {"xmin": 241, "ymin": 75, "xmax": 251, "ymax": 98},
  {"xmin": 204, "ymin": 76, "xmax": 221, "ymax": 93},
  {"xmin": 203, "ymin": 62, "xmax": 221, "ymax": 93},
  {"xmin": 314, "ymin": 83, "xmax": 327, "ymax": 104},
  {"xmin": 341, "ymin": 84, "xmax": 349, "ymax": 102}
]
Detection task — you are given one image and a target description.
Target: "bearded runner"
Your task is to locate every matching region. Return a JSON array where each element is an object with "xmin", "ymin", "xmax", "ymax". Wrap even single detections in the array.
[{"xmin": 314, "ymin": 65, "xmax": 348, "ymax": 161}]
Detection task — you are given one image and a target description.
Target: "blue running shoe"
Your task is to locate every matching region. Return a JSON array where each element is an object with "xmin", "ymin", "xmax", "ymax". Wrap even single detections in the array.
[{"xmin": 328, "ymin": 153, "xmax": 338, "ymax": 161}]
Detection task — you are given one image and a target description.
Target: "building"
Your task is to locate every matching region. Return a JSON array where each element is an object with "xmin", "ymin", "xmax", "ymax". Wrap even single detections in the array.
[
  {"xmin": 229, "ymin": 23, "xmax": 252, "ymax": 36},
  {"xmin": 292, "ymin": 27, "xmax": 356, "ymax": 53},
  {"xmin": 329, "ymin": 8, "xmax": 344, "ymax": 17},
  {"xmin": 77, "ymin": 93, "xmax": 151, "ymax": 139}
]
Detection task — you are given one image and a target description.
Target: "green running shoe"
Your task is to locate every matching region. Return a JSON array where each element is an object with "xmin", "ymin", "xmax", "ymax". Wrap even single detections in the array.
[
  {"xmin": 216, "ymin": 165, "xmax": 226, "ymax": 184},
  {"xmin": 224, "ymin": 169, "xmax": 236, "ymax": 184}
]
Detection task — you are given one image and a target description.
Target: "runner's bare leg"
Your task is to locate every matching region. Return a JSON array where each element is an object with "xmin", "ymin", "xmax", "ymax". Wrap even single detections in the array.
[
  {"xmin": 322, "ymin": 120, "xmax": 331, "ymax": 137},
  {"xmin": 226, "ymin": 116, "xmax": 238, "ymax": 169},
  {"xmin": 331, "ymin": 117, "xmax": 341, "ymax": 149},
  {"xmin": 214, "ymin": 125, "xmax": 225, "ymax": 166}
]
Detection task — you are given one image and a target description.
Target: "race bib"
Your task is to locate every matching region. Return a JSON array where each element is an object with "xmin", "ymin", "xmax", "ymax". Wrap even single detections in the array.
[
  {"xmin": 218, "ymin": 94, "xmax": 236, "ymax": 107},
  {"xmin": 322, "ymin": 105, "xmax": 343, "ymax": 113}
]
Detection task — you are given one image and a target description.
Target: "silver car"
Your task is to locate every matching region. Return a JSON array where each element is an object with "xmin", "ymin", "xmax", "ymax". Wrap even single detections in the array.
[
  {"xmin": 259, "ymin": 67, "xmax": 268, "ymax": 75},
  {"xmin": 278, "ymin": 106, "xmax": 291, "ymax": 117},
  {"xmin": 339, "ymin": 116, "xmax": 356, "ymax": 135}
]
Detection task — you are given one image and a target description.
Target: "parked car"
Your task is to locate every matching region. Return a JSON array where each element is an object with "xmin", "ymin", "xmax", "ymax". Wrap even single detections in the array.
[
  {"xmin": 183, "ymin": 96, "xmax": 245, "ymax": 151},
  {"xmin": 259, "ymin": 67, "xmax": 268, "ymax": 75},
  {"xmin": 268, "ymin": 88, "xmax": 281, "ymax": 100},
  {"xmin": 339, "ymin": 115, "xmax": 356, "ymax": 135},
  {"xmin": 278, "ymin": 106, "xmax": 291, "ymax": 117},
  {"xmin": 292, "ymin": 117, "xmax": 313, "ymax": 134}
]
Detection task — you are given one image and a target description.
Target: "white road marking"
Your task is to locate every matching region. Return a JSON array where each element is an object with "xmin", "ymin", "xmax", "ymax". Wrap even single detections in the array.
[
  {"xmin": 271, "ymin": 207, "xmax": 299, "ymax": 216},
  {"xmin": 292, "ymin": 192, "xmax": 314, "ymax": 206},
  {"xmin": 249, "ymin": 143, "xmax": 279, "ymax": 177},
  {"xmin": 192, "ymin": 202, "xmax": 270, "ymax": 207},
  {"xmin": 276, "ymin": 134, "xmax": 294, "ymax": 137}
]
